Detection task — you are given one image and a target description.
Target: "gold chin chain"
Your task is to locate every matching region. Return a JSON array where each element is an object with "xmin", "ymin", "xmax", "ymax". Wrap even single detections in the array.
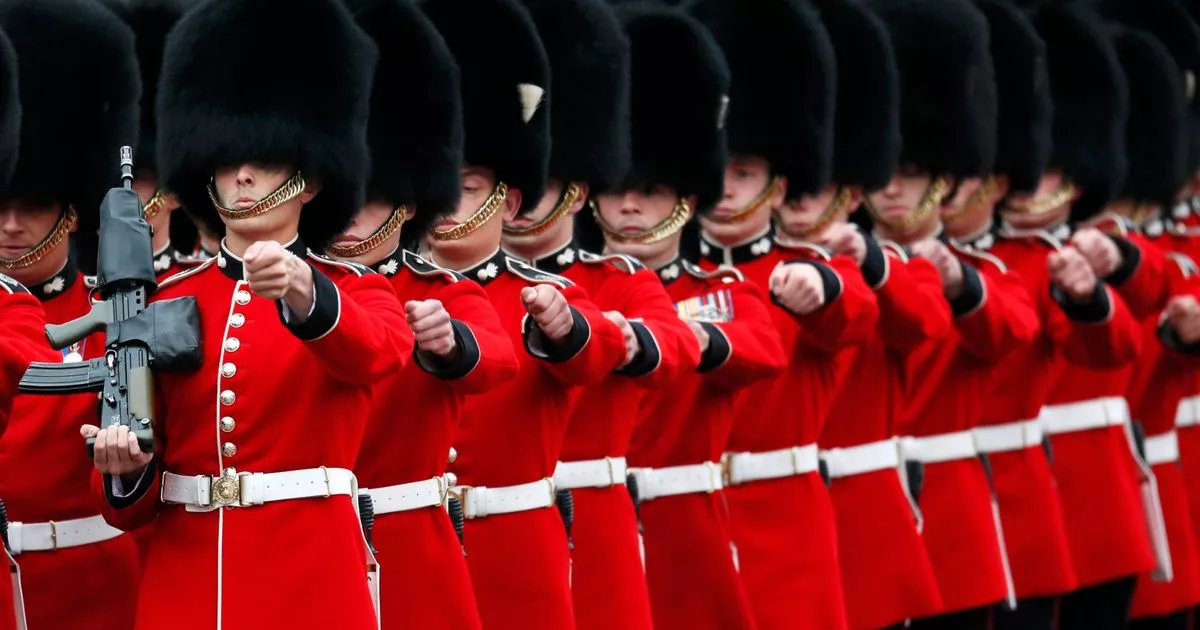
[
  {"xmin": 143, "ymin": 190, "xmax": 170, "ymax": 222},
  {"xmin": 208, "ymin": 172, "xmax": 307, "ymax": 220},
  {"xmin": 1005, "ymin": 180, "xmax": 1077, "ymax": 216},
  {"xmin": 431, "ymin": 182, "xmax": 508, "ymax": 242},
  {"xmin": 941, "ymin": 175, "xmax": 998, "ymax": 223},
  {"xmin": 326, "ymin": 205, "xmax": 409, "ymax": 258},
  {"xmin": 0, "ymin": 206, "xmax": 78, "ymax": 271},
  {"xmin": 592, "ymin": 196, "xmax": 692, "ymax": 245},
  {"xmin": 503, "ymin": 182, "xmax": 581, "ymax": 236},
  {"xmin": 866, "ymin": 176, "xmax": 952, "ymax": 232},
  {"xmin": 778, "ymin": 186, "xmax": 852, "ymax": 239},
  {"xmin": 1130, "ymin": 202, "xmax": 1158, "ymax": 225},
  {"xmin": 708, "ymin": 177, "xmax": 780, "ymax": 225}
]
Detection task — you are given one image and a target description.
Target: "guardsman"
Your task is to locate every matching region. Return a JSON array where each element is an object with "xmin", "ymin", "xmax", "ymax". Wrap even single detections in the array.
[
  {"xmin": 336, "ymin": 1, "xmax": 521, "ymax": 628},
  {"xmin": 87, "ymin": 1, "xmax": 412, "ymax": 628},
  {"xmin": 0, "ymin": 2, "xmax": 142, "ymax": 628},
  {"xmin": 501, "ymin": 2, "xmax": 700, "ymax": 629},
  {"xmin": 579, "ymin": 4, "xmax": 787, "ymax": 629},
  {"xmin": 686, "ymin": 2, "xmax": 878, "ymax": 628},
  {"xmin": 803, "ymin": 0, "xmax": 949, "ymax": 626},
  {"xmin": 419, "ymin": 1, "xmax": 628, "ymax": 628},
  {"xmin": 864, "ymin": 0, "xmax": 1043, "ymax": 626}
]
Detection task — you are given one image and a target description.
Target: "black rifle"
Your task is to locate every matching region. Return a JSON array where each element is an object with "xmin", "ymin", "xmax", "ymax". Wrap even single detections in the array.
[{"xmin": 18, "ymin": 146, "xmax": 202, "ymax": 456}]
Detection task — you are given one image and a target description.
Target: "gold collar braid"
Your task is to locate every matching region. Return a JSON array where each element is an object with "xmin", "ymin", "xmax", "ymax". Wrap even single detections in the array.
[
  {"xmin": 777, "ymin": 186, "xmax": 853, "ymax": 239},
  {"xmin": 1005, "ymin": 180, "xmax": 1077, "ymax": 216},
  {"xmin": 865, "ymin": 176, "xmax": 952, "ymax": 233},
  {"xmin": 591, "ymin": 196, "xmax": 692, "ymax": 245},
  {"xmin": 208, "ymin": 172, "xmax": 307, "ymax": 220},
  {"xmin": 503, "ymin": 182, "xmax": 581, "ymax": 236},
  {"xmin": 941, "ymin": 175, "xmax": 998, "ymax": 223},
  {"xmin": 431, "ymin": 182, "xmax": 508, "ymax": 242},
  {"xmin": 0, "ymin": 206, "xmax": 77, "ymax": 271},
  {"xmin": 707, "ymin": 177, "xmax": 781, "ymax": 225},
  {"xmin": 326, "ymin": 206, "xmax": 409, "ymax": 258},
  {"xmin": 143, "ymin": 190, "xmax": 170, "ymax": 222}
]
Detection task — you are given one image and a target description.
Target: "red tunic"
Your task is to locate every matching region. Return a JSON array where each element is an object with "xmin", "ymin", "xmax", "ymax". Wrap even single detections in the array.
[
  {"xmin": 446, "ymin": 249, "xmax": 626, "ymax": 630},
  {"xmin": 822, "ymin": 239, "xmax": 949, "ymax": 629},
  {"xmin": 356, "ymin": 249, "xmax": 519, "ymax": 630},
  {"xmin": 93, "ymin": 239, "xmax": 412, "ymax": 630},
  {"xmin": 0, "ymin": 260, "xmax": 140, "ymax": 630},
  {"xmin": 630, "ymin": 257, "xmax": 786, "ymax": 630},
  {"xmin": 511, "ymin": 241, "xmax": 699, "ymax": 630},
  {"xmin": 897, "ymin": 238, "xmax": 1040, "ymax": 615},
  {"xmin": 698, "ymin": 230, "xmax": 878, "ymax": 630}
]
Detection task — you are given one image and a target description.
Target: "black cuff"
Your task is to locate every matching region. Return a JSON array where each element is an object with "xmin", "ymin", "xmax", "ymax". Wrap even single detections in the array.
[
  {"xmin": 697, "ymin": 322, "xmax": 731, "ymax": 372},
  {"xmin": 105, "ymin": 459, "xmax": 157, "ymax": 510},
  {"xmin": 1050, "ymin": 282, "xmax": 1112, "ymax": 324},
  {"xmin": 1104, "ymin": 236, "xmax": 1141, "ymax": 287},
  {"xmin": 949, "ymin": 262, "xmax": 985, "ymax": 317},
  {"xmin": 769, "ymin": 261, "xmax": 843, "ymax": 312},
  {"xmin": 523, "ymin": 306, "xmax": 590, "ymax": 363},
  {"xmin": 1158, "ymin": 317, "xmax": 1200, "ymax": 354},
  {"xmin": 414, "ymin": 320, "xmax": 481, "ymax": 380},
  {"xmin": 278, "ymin": 264, "xmax": 340, "ymax": 341},
  {"xmin": 860, "ymin": 234, "xmax": 888, "ymax": 289},
  {"xmin": 616, "ymin": 321, "xmax": 661, "ymax": 377}
]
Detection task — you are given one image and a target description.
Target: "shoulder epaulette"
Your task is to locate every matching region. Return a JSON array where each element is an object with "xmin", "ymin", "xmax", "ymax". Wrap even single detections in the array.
[
  {"xmin": 879, "ymin": 241, "xmax": 910, "ymax": 262},
  {"xmin": 577, "ymin": 250, "xmax": 645, "ymax": 273},
  {"xmin": 403, "ymin": 250, "xmax": 464, "ymax": 283},
  {"xmin": 1169, "ymin": 252, "xmax": 1199, "ymax": 278},
  {"xmin": 681, "ymin": 259, "xmax": 744, "ymax": 283},
  {"xmin": 157, "ymin": 257, "xmax": 217, "ymax": 290},
  {"xmin": 949, "ymin": 240, "xmax": 1009, "ymax": 274},
  {"xmin": 307, "ymin": 251, "xmax": 374, "ymax": 276},
  {"xmin": 0, "ymin": 273, "xmax": 29, "ymax": 295},
  {"xmin": 505, "ymin": 257, "xmax": 572, "ymax": 288}
]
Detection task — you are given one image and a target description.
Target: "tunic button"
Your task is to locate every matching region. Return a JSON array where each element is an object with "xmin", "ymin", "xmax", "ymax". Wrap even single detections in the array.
[
  {"xmin": 222, "ymin": 442, "xmax": 237, "ymax": 457},
  {"xmin": 217, "ymin": 256, "xmax": 227, "ymax": 269},
  {"xmin": 220, "ymin": 390, "xmax": 236, "ymax": 406},
  {"xmin": 230, "ymin": 313, "xmax": 246, "ymax": 328},
  {"xmin": 225, "ymin": 338, "xmax": 240, "ymax": 352},
  {"xmin": 448, "ymin": 447, "xmax": 458, "ymax": 464},
  {"xmin": 221, "ymin": 363, "xmax": 237, "ymax": 378},
  {"xmin": 235, "ymin": 290, "xmax": 251, "ymax": 305},
  {"xmin": 220, "ymin": 417, "xmax": 236, "ymax": 433}
]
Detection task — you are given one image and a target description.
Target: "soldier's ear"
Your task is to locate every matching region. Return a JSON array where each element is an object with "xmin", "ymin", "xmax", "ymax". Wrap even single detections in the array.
[
  {"xmin": 569, "ymin": 183, "xmax": 590, "ymax": 216},
  {"xmin": 683, "ymin": 194, "xmax": 699, "ymax": 220},
  {"xmin": 502, "ymin": 188, "xmax": 523, "ymax": 221},
  {"xmin": 299, "ymin": 179, "xmax": 322, "ymax": 205},
  {"xmin": 844, "ymin": 186, "xmax": 864, "ymax": 216},
  {"xmin": 769, "ymin": 176, "xmax": 787, "ymax": 210}
]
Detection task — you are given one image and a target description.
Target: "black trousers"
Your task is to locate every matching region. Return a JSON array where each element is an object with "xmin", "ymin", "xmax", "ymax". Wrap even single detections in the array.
[
  {"xmin": 994, "ymin": 596, "xmax": 1056, "ymax": 630},
  {"xmin": 907, "ymin": 606, "xmax": 991, "ymax": 630},
  {"xmin": 1059, "ymin": 576, "xmax": 1137, "ymax": 630},
  {"xmin": 1130, "ymin": 610, "xmax": 1191, "ymax": 630}
]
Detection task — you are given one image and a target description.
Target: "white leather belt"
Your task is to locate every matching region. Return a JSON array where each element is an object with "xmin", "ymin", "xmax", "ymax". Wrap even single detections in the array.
[
  {"xmin": 974, "ymin": 417, "xmax": 1045, "ymax": 454},
  {"xmin": 363, "ymin": 476, "xmax": 449, "ymax": 515},
  {"xmin": 900, "ymin": 430, "xmax": 978, "ymax": 464},
  {"xmin": 1145, "ymin": 431, "xmax": 1180, "ymax": 466},
  {"xmin": 1041, "ymin": 397, "xmax": 1129, "ymax": 435},
  {"xmin": 1176, "ymin": 396, "xmax": 1200, "ymax": 428},
  {"xmin": 821, "ymin": 439, "xmax": 901, "ymax": 479},
  {"xmin": 8, "ymin": 515, "xmax": 123, "ymax": 555},
  {"xmin": 628, "ymin": 462, "xmax": 723, "ymax": 502},
  {"xmin": 160, "ymin": 466, "xmax": 357, "ymax": 511},
  {"xmin": 451, "ymin": 478, "xmax": 556, "ymax": 520},
  {"xmin": 723, "ymin": 444, "xmax": 820, "ymax": 486},
  {"xmin": 554, "ymin": 457, "xmax": 627, "ymax": 490}
]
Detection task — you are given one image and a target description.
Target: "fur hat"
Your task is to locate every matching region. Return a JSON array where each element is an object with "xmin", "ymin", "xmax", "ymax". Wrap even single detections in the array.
[
  {"xmin": 348, "ymin": 0, "xmax": 463, "ymax": 243},
  {"xmin": 0, "ymin": 29, "xmax": 18, "ymax": 198},
  {"xmin": 812, "ymin": 0, "xmax": 900, "ymax": 192},
  {"xmin": 867, "ymin": 0, "xmax": 998, "ymax": 179},
  {"xmin": 422, "ymin": 0, "xmax": 551, "ymax": 214},
  {"xmin": 689, "ymin": 0, "xmax": 836, "ymax": 199},
  {"xmin": 156, "ymin": 0, "xmax": 377, "ymax": 251}
]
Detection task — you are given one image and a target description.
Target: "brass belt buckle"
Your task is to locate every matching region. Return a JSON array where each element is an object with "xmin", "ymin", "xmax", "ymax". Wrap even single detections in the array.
[{"xmin": 210, "ymin": 468, "xmax": 241, "ymax": 507}]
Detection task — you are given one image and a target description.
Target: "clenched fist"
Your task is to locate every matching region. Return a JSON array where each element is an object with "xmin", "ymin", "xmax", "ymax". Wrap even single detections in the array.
[
  {"xmin": 769, "ymin": 263, "xmax": 826, "ymax": 315},
  {"xmin": 1166, "ymin": 295, "xmax": 1200, "ymax": 344},
  {"xmin": 1048, "ymin": 247, "xmax": 1098, "ymax": 302},
  {"xmin": 682, "ymin": 317, "xmax": 711, "ymax": 354},
  {"xmin": 816, "ymin": 223, "xmax": 867, "ymax": 264},
  {"xmin": 81, "ymin": 424, "xmax": 153, "ymax": 485},
  {"xmin": 1069, "ymin": 228, "xmax": 1122, "ymax": 278},
  {"xmin": 602, "ymin": 311, "xmax": 639, "ymax": 368},
  {"xmin": 407, "ymin": 299, "xmax": 458, "ymax": 357},
  {"xmin": 911, "ymin": 240, "xmax": 965, "ymax": 298},
  {"xmin": 522, "ymin": 284, "xmax": 574, "ymax": 341}
]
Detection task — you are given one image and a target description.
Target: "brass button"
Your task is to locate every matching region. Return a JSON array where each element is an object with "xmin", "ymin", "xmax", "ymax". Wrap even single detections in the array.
[
  {"xmin": 221, "ymin": 363, "xmax": 236, "ymax": 378},
  {"xmin": 445, "ymin": 472, "xmax": 458, "ymax": 488},
  {"xmin": 220, "ymin": 390, "xmax": 236, "ymax": 406},
  {"xmin": 220, "ymin": 417, "xmax": 235, "ymax": 433},
  {"xmin": 234, "ymin": 290, "xmax": 251, "ymax": 305},
  {"xmin": 448, "ymin": 447, "xmax": 458, "ymax": 464},
  {"xmin": 222, "ymin": 442, "xmax": 237, "ymax": 457},
  {"xmin": 230, "ymin": 313, "xmax": 246, "ymax": 328},
  {"xmin": 225, "ymin": 338, "xmax": 240, "ymax": 352}
]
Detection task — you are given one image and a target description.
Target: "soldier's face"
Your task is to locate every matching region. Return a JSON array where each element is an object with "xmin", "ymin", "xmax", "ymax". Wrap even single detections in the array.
[
  {"xmin": 0, "ymin": 199, "xmax": 72, "ymax": 284},
  {"xmin": 867, "ymin": 171, "xmax": 931, "ymax": 223},
  {"xmin": 594, "ymin": 185, "xmax": 694, "ymax": 268},
  {"xmin": 428, "ymin": 166, "xmax": 520, "ymax": 261},
  {"xmin": 333, "ymin": 200, "xmax": 401, "ymax": 266},
  {"xmin": 502, "ymin": 178, "xmax": 589, "ymax": 257},
  {"xmin": 700, "ymin": 156, "xmax": 778, "ymax": 245},
  {"xmin": 774, "ymin": 184, "xmax": 860, "ymax": 239},
  {"xmin": 1003, "ymin": 170, "xmax": 1073, "ymax": 229}
]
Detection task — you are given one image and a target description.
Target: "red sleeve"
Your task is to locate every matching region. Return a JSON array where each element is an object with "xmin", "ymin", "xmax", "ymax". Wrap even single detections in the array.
[
  {"xmin": 524, "ymin": 284, "xmax": 626, "ymax": 385},
  {"xmin": 952, "ymin": 261, "xmax": 1039, "ymax": 361},
  {"xmin": 424, "ymin": 279, "xmax": 519, "ymax": 394},
  {"xmin": 613, "ymin": 269, "xmax": 701, "ymax": 386},
  {"xmin": 700, "ymin": 279, "xmax": 787, "ymax": 389},
  {"xmin": 875, "ymin": 253, "xmax": 953, "ymax": 354},
  {"xmin": 93, "ymin": 455, "xmax": 162, "ymax": 530},
  {"xmin": 785, "ymin": 255, "xmax": 879, "ymax": 354},
  {"xmin": 1048, "ymin": 282, "xmax": 1142, "ymax": 369},
  {"xmin": 0, "ymin": 292, "xmax": 51, "ymax": 401},
  {"xmin": 1107, "ymin": 233, "xmax": 1172, "ymax": 319}
]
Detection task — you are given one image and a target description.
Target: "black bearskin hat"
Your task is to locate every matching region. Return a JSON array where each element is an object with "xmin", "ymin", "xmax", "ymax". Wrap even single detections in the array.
[
  {"xmin": 1026, "ymin": 2, "xmax": 1127, "ymax": 221},
  {"xmin": 812, "ymin": 0, "xmax": 900, "ymax": 192},
  {"xmin": 422, "ymin": 0, "xmax": 551, "ymax": 214},
  {"xmin": 867, "ymin": 0, "xmax": 997, "ymax": 179},
  {"xmin": 348, "ymin": 0, "xmax": 463, "ymax": 243},
  {"xmin": 522, "ymin": 0, "xmax": 630, "ymax": 195},
  {"xmin": 156, "ymin": 0, "xmax": 377, "ymax": 251},
  {"xmin": 1112, "ymin": 27, "xmax": 1187, "ymax": 206},
  {"xmin": 0, "ymin": 28, "xmax": 18, "ymax": 197},
  {"xmin": 0, "ymin": 0, "xmax": 139, "ymax": 240},
  {"xmin": 689, "ymin": 0, "xmax": 836, "ymax": 199},
  {"xmin": 976, "ymin": 0, "xmax": 1052, "ymax": 194}
]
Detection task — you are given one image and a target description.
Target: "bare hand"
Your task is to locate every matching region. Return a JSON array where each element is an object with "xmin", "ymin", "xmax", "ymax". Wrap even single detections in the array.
[
  {"xmin": 911, "ymin": 240, "xmax": 965, "ymax": 298},
  {"xmin": 602, "ymin": 311, "xmax": 639, "ymax": 368},
  {"xmin": 1167, "ymin": 295, "xmax": 1200, "ymax": 343},
  {"xmin": 406, "ymin": 299, "xmax": 457, "ymax": 357},
  {"xmin": 769, "ymin": 263, "xmax": 826, "ymax": 315},
  {"xmin": 816, "ymin": 223, "xmax": 867, "ymax": 264},
  {"xmin": 1048, "ymin": 247, "xmax": 1098, "ymax": 302},
  {"xmin": 81, "ymin": 424, "xmax": 152, "ymax": 479},
  {"xmin": 1069, "ymin": 228, "xmax": 1122, "ymax": 278},
  {"xmin": 522, "ymin": 284, "xmax": 574, "ymax": 341},
  {"xmin": 682, "ymin": 318, "xmax": 710, "ymax": 354}
]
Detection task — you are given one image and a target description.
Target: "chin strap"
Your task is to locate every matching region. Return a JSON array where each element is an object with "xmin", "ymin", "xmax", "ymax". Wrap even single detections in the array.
[
  {"xmin": 208, "ymin": 172, "xmax": 307, "ymax": 220},
  {"xmin": 0, "ymin": 206, "xmax": 77, "ymax": 271},
  {"xmin": 503, "ymin": 182, "xmax": 581, "ymax": 237},
  {"xmin": 326, "ymin": 206, "xmax": 409, "ymax": 258},
  {"xmin": 592, "ymin": 196, "xmax": 692, "ymax": 245},
  {"xmin": 865, "ymin": 176, "xmax": 952, "ymax": 234},
  {"xmin": 431, "ymin": 182, "xmax": 508, "ymax": 242}
]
